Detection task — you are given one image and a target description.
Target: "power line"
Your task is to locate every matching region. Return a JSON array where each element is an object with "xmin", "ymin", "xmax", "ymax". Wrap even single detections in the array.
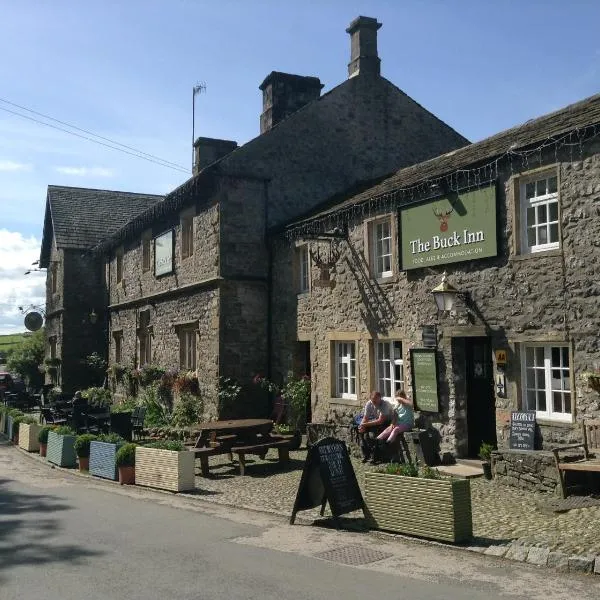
[{"xmin": 0, "ymin": 99, "xmax": 189, "ymax": 174}]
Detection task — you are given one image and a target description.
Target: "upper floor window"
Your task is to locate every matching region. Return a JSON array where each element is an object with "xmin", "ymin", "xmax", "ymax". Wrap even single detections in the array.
[
  {"xmin": 181, "ymin": 216, "xmax": 194, "ymax": 260},
  {"xmin": 375, "ymin": 340, "xmax": 404, "ymax": 401},
  {"xmin": 142, "ymin": 234, "xmax": 151, "ymax": 272},
  {"xmin": 368, "ymin": 217, "xmax": 393, "ymax": 279},
  {"xmin": 297, "ymin": 245, "xmax": 310, "ymax": 294},
  {"xmin": 520, "ymin": 173, "xmax": 559, "ymax": 253},
  {"xmin": 334, "ymin": 341, "xmax": 357, "ymax": 399},
  {"xmin": 522, "ymin": 344, "xmax": 571, "ymax": 422},
  {"xmin": 116, "ymin": 248, "xmax": 124, "ymax": 284},
  {"xmin": 179, "ymin": 327, "xmax": 197, "ymax": 370}
]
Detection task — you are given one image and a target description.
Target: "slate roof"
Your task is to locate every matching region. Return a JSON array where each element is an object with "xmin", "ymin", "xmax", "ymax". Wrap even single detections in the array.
[
  {"xmin": 286, "ymin": 92, "xmax": 600, "ymax": 227},
  {"xmin": 40, "ymin": 186, "xmax": 164, "ymax": 265}
]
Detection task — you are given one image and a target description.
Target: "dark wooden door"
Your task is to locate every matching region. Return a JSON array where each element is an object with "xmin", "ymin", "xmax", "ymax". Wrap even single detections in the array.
[{"xmin": 465, "ymin": 337, "xmax": 497, "ymax": 457}]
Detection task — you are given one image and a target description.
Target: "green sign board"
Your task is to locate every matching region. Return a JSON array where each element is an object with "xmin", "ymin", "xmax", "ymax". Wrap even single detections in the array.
[
  {"xmin": 400, "ymin": 184, "xmax": 497, "ymax": 270},
  {"xmin": 410, "ymin": 349, "xmax": 439, "ymax": 413}
]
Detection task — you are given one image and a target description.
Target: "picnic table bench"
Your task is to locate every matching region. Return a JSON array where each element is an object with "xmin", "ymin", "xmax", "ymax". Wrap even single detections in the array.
[{"xmin": 552, "ymin": 419, "xmax": 600, "ymax": 497}]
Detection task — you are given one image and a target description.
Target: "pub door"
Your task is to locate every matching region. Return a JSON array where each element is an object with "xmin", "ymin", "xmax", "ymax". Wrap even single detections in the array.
[{"xmin": 465, "ymin": 337, "xmax": 497, "ymax": 457}]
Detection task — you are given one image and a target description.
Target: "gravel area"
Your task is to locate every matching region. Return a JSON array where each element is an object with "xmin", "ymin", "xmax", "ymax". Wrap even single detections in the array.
[{"xmin": 192, "ymin": 446, "xmax": 600, "ymax": 556}]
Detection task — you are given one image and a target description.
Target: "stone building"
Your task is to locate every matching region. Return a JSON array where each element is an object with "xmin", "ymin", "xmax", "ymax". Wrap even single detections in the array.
[
  {"xmin": 271, "ymin": 93, "xmax": 600, "ymax": 457},
  {"xmin": 95, "ymin": 16, "xmax": 468, "ymax": 416},
  {"xmin": 39, "ymin": 186, "xmax": 163, "ymax": 393}
]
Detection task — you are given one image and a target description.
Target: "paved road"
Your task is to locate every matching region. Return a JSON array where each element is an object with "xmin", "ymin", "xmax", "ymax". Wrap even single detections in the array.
[{"xmin": 1, "ymin": 440, "xmax": 599, "ymax": 600}]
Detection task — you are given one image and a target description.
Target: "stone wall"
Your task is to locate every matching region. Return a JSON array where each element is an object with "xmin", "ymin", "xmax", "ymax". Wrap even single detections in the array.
[
  {"xmin": 270, "ymin": 140, "xmax": 600, "ymax": 456},
  {"xmin": 492, "ymin": 450, "xmax": 560, "ymax": 495}
]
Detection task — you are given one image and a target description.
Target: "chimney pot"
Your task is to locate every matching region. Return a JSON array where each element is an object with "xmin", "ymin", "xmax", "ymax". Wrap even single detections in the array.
[{"xmin": 346, "ymin": 16, "xmax": 382, "ymax": 78}]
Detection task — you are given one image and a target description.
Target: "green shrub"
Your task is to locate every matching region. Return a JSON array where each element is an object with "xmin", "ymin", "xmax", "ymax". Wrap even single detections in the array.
[
  {"xmin": 97, "ymin": 433, "xmax": 125, "ymax": 445},
  {"xmin": 144, "ymin": 440, "xmax": 184, "ymax": 452},
  {"xmin": 12, "ymin": 414, "xmax": 36, "ymax": 428},
  {"xmin": 274, "ymin": 424, "xmax": 292, "ymax": 434},
  {"xmin": 420, "ymin": 465, "xmax": 441, "ymax": 479},
  {"xmin": 171, "ymin": 392, "xmax": 203, "ymax": 427},
  {"xmin": 74, "ymin": 434, "xmax": 98, "ymax": 458},
  {"xmin": 139, "ymin": 383, "xmax": 171, "ymax": 427},
  {"xmin": 53, "ymin": 426, "xmax": 76, "ymax": 436},
  {"xmin": 38, "ymin": 426, "xmax": 56, "ymax": 444},
  {"xmin": 115, "ymin": 443, "xmax": 136, "ymax": 467},
  {"xmin": 110, "ymin": 397, "xmax": 138, "ymax": 413},
  {"xmin": 81, "ymin": 387, "xmax": 112, "ymax": 408},
  {"xmin": 381, "ymin": 462, "xmax": 419, "ymax": 477},
  {"xmin": 217, "ymin": 377, "xmax": 242, "ymax": 418},
  {"xmin": 478, "ymin": 442, "xmax": 495, "ymax": 462}
]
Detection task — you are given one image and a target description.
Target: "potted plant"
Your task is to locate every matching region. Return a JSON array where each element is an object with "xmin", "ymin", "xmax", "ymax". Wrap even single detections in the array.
[
  {"xmin": 74, "ymin": 433, "xmax": 97, "ymax": 471},
  {"xmin": 364, "ymin": 462, "xmax": 473, "ymax": 543},
  {"xmin": 115, "ymin": 442, "xmax": 136, "ymax": 485},
  {"xmin": 18, "ymin": 416, "xmax": 42, "ymax": 452},
  {"xmin": 135, "ymin": 440, "xmax": 195, "ymax": 492},
  {"xmin": 11, "ymin": 414, "xmax": 27, "ymax": 445},
  {"xmin": 5, "ymin": 409, "xmax": 24, "ymax": 440},
  {"xmin": 46, "ymin": 426, "xmax": 77, "ymax": 468},
  {"xmin": 38, "ymin": 425, "xmax": 55, "ymax": 457},
  {"xmin": 478, "ymin": 442, "xmax": 495, "ymax": 480},
  {"xmin": 89, "ymin": 433, "xmax": 125, "ymax": 481}
]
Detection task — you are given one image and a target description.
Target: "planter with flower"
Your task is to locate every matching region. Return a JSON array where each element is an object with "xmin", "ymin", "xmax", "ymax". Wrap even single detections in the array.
[
  {"xmin": 11, "ymin": 414, "xmax": 32, "ymax": 445},
  {"xmin": 18, "ymin": 417, "xmax": 43, "ymax": 452},
  {"xmin": 364, "ymin": 462, "xmax": 473, "ymax": 543},
  {"xmin": 5, "ymin": 409, "xmax": 24, "ymax": 440},
  {"xmin": 38, "ymin": 425, "xmax": 55, "ymax": 457},
  {"xmin": 46, "ymin": 426, "xmax": 77, "ymax": 468},
  {"xmin": 115, "ymin": 442, "xmax": 136, "ymax": 485},
  {"xmin": 478, "ymin": 442, "xmax": 495, "ymax": 480},
  {"xmin": 89, "ymin": 433, "xmax": 126, "ymax": 480},
  {"xmin": 135, "ymin": 440, "xmax": 195, "ymax": 492},
  {"xmin": 74, "ymin": 433, "xmax": 98, "ymax": 471}
]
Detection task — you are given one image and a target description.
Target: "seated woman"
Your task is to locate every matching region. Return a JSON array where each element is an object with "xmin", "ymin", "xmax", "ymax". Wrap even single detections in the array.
[{"xmin": 377, "ymin": 390, "xmax": 414, "ymax": 444}]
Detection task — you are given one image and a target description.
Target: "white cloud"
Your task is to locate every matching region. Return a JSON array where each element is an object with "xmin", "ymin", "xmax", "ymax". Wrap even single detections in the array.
[
  {"xmin": 0, "ymin": 159, "xmax": 31, "ymax": 172},
  {"xmin": 54, "ymin": 166, "xmax": 114, "ymax": 177},
  {"xmin": 0, "ymin": 229, "xmax": 45, "ymax": 335}
]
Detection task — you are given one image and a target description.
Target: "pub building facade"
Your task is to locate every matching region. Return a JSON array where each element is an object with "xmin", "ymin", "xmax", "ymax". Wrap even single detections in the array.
[{"xmin": 270, "ymin": 93, "xmax": 600, "ymax": 458}]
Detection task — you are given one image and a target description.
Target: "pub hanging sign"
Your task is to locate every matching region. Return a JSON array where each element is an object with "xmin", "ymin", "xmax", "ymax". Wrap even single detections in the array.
[{"xmin": 400, "ymin": 184, "xmax": 497, "ymax": 270}]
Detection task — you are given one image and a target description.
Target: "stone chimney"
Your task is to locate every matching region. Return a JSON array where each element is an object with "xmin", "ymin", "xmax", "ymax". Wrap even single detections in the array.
[
  {"xmin": 346, "ymin": 16, "xmax": 382, "ymax": 78},
  {"xmin": 259, "ymin": 71, "xmax": 323, "ymax": 134},
  {"xmin": 193, "ymin": 137, "xmax": 238, "ymax": 175}
]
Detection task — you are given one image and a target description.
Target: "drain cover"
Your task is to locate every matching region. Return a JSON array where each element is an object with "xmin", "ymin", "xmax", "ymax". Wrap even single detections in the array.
[{"xmin": 314, "ymin": 545, "xmax": 393, "ymax": 566}]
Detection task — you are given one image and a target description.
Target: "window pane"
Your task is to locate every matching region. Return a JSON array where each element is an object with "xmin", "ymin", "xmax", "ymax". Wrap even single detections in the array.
[
  {"xmin": 553, "ymin": 392, "xmax": 563, "ymax": 413},
  {"xmin": 549, "ymin": 202, "xmax": 558, "ymax": 222},
  {"xmin": 393, "ymin": 341, "xmax": 402, "ymax": 360},
  {"xmin": 526, "ymin": 206, "xmax": 535, "ymax": 226},
  {"xmin": 537, "ymin": 391, "xmax": 546, "ymax": 411},
  {"xmin": 537, "ymin": 204, "xmax": 547, "ymax": 223},
  {"xmin": 564, "ymin": 394, "xmax": 571, "ymax": 413},
  {"xmin": 535, "ymin": 347, "xmax": 544, "ymax": 364},
  {"xmin": 562, "ymin": 347, "xmax": 569, "ymax": 367},
  {"xmin": 538, "ymin": 227, "xmax": 547, "ymax": 244},
  {"xmin": 551, "ymin": 369, "xmax": 562, "ymax": 390},
  {"xmin": 549, "ymin": 223, "xmax": 559, "ymax": 243},
  {"xmin": 551, "ymin": 347, "xmax": 560, "ymax": 367},
  {"xmin": 528, "ymin": 228, "xmax": 536, "ymax": 247},
  {"xmin": 536, "ymin": 370, "xmax": 545, "ymax": 390},
  {"xmin": 525, "ymin": 347, "xmax": 534, "ymax": 364},
  {"xmin": 536, "ymin": 179, "xmax": 547, "ymax": 196},
  {"xmin": 548, "ymin": 176, "xmax": 557, "ymax": 194},
  {"xmin": 527, "ymin": 390, "xmax": 537, "ymax": 411},
  {"xmin": 526, "ymin": 369, "xmax": 535, "ymax": 388},
  {"xmin": 525, "ymin": 182, "xmax": 535, "ymax": 199}
]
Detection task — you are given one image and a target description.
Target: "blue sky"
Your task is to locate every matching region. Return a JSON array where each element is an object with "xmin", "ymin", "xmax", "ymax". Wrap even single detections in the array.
[{"xmin": 0, "ymin": 0, "xmax": 599, "ymax": 333}]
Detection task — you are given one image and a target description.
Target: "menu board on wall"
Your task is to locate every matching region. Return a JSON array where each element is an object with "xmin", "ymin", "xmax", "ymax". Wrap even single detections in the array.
[
  {"xmin": 410, "ymin": 348, "xmax": 440, "ymax": 413},
  {"xmin": 154, "ymin": 230, "xmax": 174, "ymax": 276}
]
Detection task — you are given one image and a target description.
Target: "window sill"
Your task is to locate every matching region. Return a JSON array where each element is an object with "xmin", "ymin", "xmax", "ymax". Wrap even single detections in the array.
[
  {"xmin": 297, "ymin": 291, "xmax": 311, "ymax": 298},
  {"xmin": 373, "ymin": 274, "xmax": 397, "ymax": 285},
  {"xmin": 535, "ymin": 417, "xmax": 575, "ymax": 427},
  {"xmin": 510, "ymin": 249, "xmax": 562, "ymax": 262},
  {"xmin": 329, "ymin": 397, "xmax": 360, "ymax": 407}
]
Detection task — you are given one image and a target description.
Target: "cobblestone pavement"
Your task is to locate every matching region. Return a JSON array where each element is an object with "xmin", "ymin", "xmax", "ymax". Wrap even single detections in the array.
[{"xmin": 192, "ymin": 447, "xmax": 600, "ymax": 556}]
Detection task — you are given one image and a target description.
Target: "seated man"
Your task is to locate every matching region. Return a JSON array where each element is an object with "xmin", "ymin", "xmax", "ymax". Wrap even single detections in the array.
[{"xmin": 358, "ymin": 391, "xmax": 393, "ymax": 464}]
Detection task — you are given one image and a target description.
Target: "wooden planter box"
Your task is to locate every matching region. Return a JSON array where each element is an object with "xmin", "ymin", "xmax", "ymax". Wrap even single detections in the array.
[
  {"xmin": 135, "ymin": 446, "xmax": 195, "ymax": 492},
  {"xmin": 6, "ymin": 415, "xmax": 14, "ymax": 439},
  {"xmin": 18, "ymin": 423, "xmax": 42, "ymax": 452},
  {"xmin": 89, "ymin": 440, "xmax": 123, "ymax": 481},
  {"xmin": 364, "ymin": 472, "xmax": 473, "ymax": 543},
  {"xmin": 46, "ymin": 430, "xmax": 77, "ymax": 468}
]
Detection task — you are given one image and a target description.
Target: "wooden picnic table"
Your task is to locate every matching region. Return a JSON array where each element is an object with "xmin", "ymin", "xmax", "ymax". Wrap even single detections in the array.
[{"xmin": 193, "ymin": 418, "xmax": 273, "ymax": 448}]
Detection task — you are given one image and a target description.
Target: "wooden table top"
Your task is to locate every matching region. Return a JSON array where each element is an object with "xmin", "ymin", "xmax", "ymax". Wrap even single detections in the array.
[{"xmin": 195, "ymin": 419, "xmax": 272, "ymax": 432}]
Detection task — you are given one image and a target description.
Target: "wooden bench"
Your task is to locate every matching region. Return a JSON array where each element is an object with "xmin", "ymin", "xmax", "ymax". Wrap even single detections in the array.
[
  {"xmin": 189, "ymin": 431, "xmax": 236, "ymax": 476},
  {"xmin": 552, "ymin": 419, "xmax": 600, "ymax": 498},
  {"xmin": 231, "ymin": 438, "xmax": 292, "ymax": 476}
]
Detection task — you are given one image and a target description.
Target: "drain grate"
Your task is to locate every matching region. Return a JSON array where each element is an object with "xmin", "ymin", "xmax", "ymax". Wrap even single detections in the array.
[{"xmin": 314, "ymin": 545, "xmax": 393, "ymax": 566}]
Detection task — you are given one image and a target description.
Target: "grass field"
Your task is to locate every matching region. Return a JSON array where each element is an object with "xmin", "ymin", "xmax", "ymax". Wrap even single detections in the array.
[{"xmin": 0, "ymin": 333, "xmax": 30, "ymax": 352}]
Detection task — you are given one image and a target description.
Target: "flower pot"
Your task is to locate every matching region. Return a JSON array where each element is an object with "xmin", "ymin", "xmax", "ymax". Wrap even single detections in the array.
[
  {"xmin": 78, "ymin": 456, "xmax": 89, "ymax": 471},
  {"xmin": 19, "ymin": 423, "xmax": 42, "ymax": 452},
  {"xmin": 482, "ymin": 461, "xmax": 493, "ymax": 480},
  {"xmin": 40, "ymin": 443, "xmax": 47, "ymax": 457},
  {"xmin": 12, "ymin": 432, "xmax": 19, "ymax": 445},
  {"xmin": 118, "ymin": 465, "xmax": 135, "ymax": 485},
  {"xmin": 135, "ymin": 446, "xmax": 195, "ymax": 492},
  {"xmin": 364, "ymin": 472, "xmax": 473, "ymax": 543}
]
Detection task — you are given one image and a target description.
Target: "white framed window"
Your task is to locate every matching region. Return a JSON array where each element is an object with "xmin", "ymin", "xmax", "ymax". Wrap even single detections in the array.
[
  {"xmin": 297, "ymin": 245, "xmax": 310, "ymax": 293},
  {"xmin": 520, "ymin": 173, "xmax": 559, "ymax": 253},
  {"xmin": 334, "ymin": 341, "xmax": 357, "ymax": 399},
  {"xmin": 179, "ymin": 328, "xmax": 197, "ymax": 370},
  {"xmin": 368, "ymin": 218, "xmax": 393, "ymax": 278},
  {"xmin": 181, "ymin": 216, "xmax": 194, "ymax": 260},
  {"xmin": 522, "ymin": 344, "xmax": 571, "ymax": 422},
  {"xmin": 375, "ymin": 340, "xmax": 404, "ymax": 401}
]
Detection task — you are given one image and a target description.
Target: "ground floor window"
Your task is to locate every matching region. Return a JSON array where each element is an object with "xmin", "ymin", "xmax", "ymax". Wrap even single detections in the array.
[
  {"xmin": 334, "ymin": 341, "xmax": 356, "ymax": 399},
  {"xmin": 139, "ymin": 332, "xmax": 152, "ymax": 367},
  {"xmin": 522, "ymin": 344, "xmax": 571, "ymax": 422},
  {"xmin": 179, "ymin": 328, "xmax": 197, "ymax": 370},
  {"xmin": 375, "ymin": 340, "xmax": 403, "ymax": 401}
]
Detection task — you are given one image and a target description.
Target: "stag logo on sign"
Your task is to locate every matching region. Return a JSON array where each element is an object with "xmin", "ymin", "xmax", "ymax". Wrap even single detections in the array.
[{"xmin": 433, "ymin": 206, "xmax": 453, "ymax": 232}]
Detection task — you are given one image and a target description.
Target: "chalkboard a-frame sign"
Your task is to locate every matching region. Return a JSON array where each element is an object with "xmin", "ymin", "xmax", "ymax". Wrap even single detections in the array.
[
  {"xmin": 410, "ymin": 348, "xmax": 440, "ymax": 413},
  {"xmin": 290, "ymin": 437, "xmax": 366, "ymax": 526}
]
